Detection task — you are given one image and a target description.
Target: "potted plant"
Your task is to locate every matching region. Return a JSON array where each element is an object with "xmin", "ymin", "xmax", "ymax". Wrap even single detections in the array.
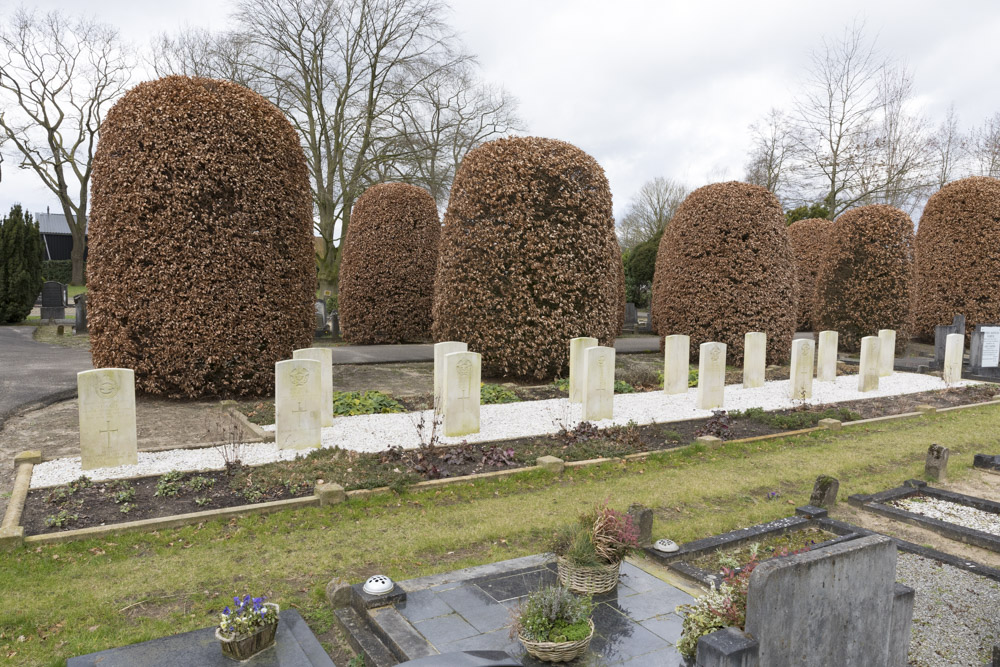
[
  {"xmin": 551, "ymin": 500, "xmax": 639, "ymax": 594},
  {"xmin": 215, "ymin": 594, "xmax": 280, "ymax": 660},
  {"xmin": 511, "ymin": 586, "xmax": 595, "ymax": 663}
]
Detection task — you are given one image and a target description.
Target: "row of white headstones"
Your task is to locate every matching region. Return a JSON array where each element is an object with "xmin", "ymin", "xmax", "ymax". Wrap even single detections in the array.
[{"xmin": 74, "ymin": 332, "xmax": 966, "ymax": 471}]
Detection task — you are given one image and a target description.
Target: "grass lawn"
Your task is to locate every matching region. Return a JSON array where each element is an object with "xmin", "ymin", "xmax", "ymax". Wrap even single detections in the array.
[{"xmin": 1, "ymin": 405, "xmax": 998, "ymax": 665}]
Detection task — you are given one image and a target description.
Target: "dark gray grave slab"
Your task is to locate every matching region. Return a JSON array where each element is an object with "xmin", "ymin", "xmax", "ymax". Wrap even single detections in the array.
[
  {"xmin": 934, "ymin": 314, "xmax": 965, "ymax": 368},
  {"xmin": 74, "ymin": 293, "xmax": 87, "ymax": 333},
  {"xmin": 625, "ymin": 302, "xmax": 638, "ymax": 325},
  {"xmin": 969, "ymin": 324, "xmax": 1000, "ymax": 378},
  {"xmin": 67, "ymin": 609, "xmax": 335, "ymax": 666},
  {"xmin": 40, "ymin": 280, "xmax": 66, "ymax": 319}
]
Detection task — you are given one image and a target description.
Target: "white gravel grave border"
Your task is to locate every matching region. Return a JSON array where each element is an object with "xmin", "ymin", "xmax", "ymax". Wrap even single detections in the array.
[
  {"xmin": 30, "ymin": 371, "xmax": 975, "ymax": 489},
  {"xmin": 890, "ymin": 496, "xmax": 1000, "ymax": 537}
]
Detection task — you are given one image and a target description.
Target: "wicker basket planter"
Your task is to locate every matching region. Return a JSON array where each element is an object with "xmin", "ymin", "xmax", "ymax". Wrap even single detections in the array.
[
  {"xmin": 519, "ymin": 619, "xmax": 595, "ymax": 663},
  {"xmin": 557, "ymin": 556, "xmax": 622, "ymax": 594},
  {"xmin": 215, "ymin": 603, "xmax": 280, "ymax": 660}
]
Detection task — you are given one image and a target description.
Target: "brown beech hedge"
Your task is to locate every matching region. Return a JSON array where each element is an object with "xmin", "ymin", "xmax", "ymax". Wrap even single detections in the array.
[
  {"xmin": 651, "ymin": 181, "xmax": 796, "ymax": 365},
  {"xmin": 912, "ymin": 176, "xmax": 1000, "ymax": 341},
  {"xmin": 339, "ymin": 183, "xmax": 439, "ymax": 344},
  {"xmin": 88, "ymin": 76, "xmax": 315, "ymax": 398},
  {"xmin": 814, "ymin": 204, "xmax": 914, "ymax": 353},
  {"xmin": 788, "ymin": 218, "xmax": 835, "ymax": 331},
  {"xmin": 432, "ymin": 136, "xmax": 624, "ymax": 380}
]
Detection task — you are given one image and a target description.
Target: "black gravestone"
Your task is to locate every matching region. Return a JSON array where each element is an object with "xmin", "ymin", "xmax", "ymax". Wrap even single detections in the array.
[
  {"xmin": 40, "ymin": 281, "xmax": 66, "ymax": 320},
  {"xmin": 969, "ymin": 324, "xmax": 1000, "ymax": 378},
  {"xmin": 933, "ymin": 314, "xmax": 965, "ymax": 369},
  {"xmin": 66, "ymin": 609, "xmax": 334, "ymax": 667},
  {"xmin": 74, "ymin": 293, "xmax": 87, "ymax": 334},
  {"xmin": 329, "ymin": 311, "xmax": 340, "ymax": 338}
]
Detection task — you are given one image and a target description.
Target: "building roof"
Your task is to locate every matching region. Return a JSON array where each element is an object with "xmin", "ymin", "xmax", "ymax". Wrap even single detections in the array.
[{"xmin": 34, "ymin": 211, "xmax": 88, "ymax": 235}]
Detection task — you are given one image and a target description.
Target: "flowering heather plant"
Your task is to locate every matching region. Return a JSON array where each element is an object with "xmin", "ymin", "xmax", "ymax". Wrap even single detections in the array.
[
  {"xmin": 551, "ymin": 500, "xmax": 640, "ymax": 566},
  {"xmin": 218, "ymin": 594, "xmax": 276, "ymax": 638}
]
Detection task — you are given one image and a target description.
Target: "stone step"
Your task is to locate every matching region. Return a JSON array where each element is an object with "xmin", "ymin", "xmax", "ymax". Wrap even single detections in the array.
[{"xmin": 333, "ymin": 606, "xmax": 398, "ymax": 667}]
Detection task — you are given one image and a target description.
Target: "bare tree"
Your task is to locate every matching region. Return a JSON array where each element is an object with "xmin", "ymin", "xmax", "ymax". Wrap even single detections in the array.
[
  {"xmin": 617, "ymin": 177, "xmax": 689, "ymax": 251},
  {"xmin": 929, "ymin": 103, "xmax": 965, "ymax": 188},
  {"xmin": 0, "ymin": 9, "xmax": 132, "ymax": 284},
  {"xmin": 968, "ymin": 111, "xmax": 1000, "ymax": 178},
  {"xmin": 743, "ymin": 107, "xmax": 796, "ymax": 204}
]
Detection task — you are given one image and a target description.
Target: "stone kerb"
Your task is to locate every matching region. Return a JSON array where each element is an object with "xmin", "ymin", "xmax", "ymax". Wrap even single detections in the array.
[
  {"xmin": 817, "ymin": 330, "xmax": 838, "ymax": 382},
  {"xmin": 663, "ymin": 334, "xmax": 690, "ymax": 395},
  {"xmin": 442, "ymin": 351, "xmax": 481, "ymax": 437},
  {"xmin": 696, "ymin": 342, "xmax": 726, "ymax": 410},
  {"xmin": 858, "ymin": 336, "xmax": 881, "ymax": 392},
  {"xmin": 743, "ymin": 332, "xmax": 766, "ymax": 389},
  {"xmin": 78, "ymin": 368, "xmax": 138, "ymax": 471},
  {"xmin": 741, "ymin": 534, "xmax": 910, "ymax": 667},
  {"xmin": 293, "ymin": 348, "xmax": 334, "ymax": 427},
  {"xmin": 581, "ymin": 345, "xmax": 615, "ymax": 421},
  {"xmin": 789, "ymin": 338, "xmax": 815, "ymax": 400},
  {"xmin": 568, "ymin": 337, "xmax": 598, "ymax": 403},
  {"xmin": 433, "ymin": 341, "xmax": 467, "ymax": 409},
  {"xmin": 275, "ymin": 359, "xmax": 322, "ymax": 450}
]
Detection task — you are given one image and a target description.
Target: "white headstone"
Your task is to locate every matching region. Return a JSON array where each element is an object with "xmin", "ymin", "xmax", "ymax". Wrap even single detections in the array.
[
  {"xmin": 789, "ymin": 338, "xmax": 815, "ymax": 400},
  {"xmin": 878, "ymin": 329, "xmax": 896, "ymax": 377},
  {"xmin": 817, "ymin": 331, "xmax": 838, "ymax": 382},
  {"xmin": 696, "ymin": 342, "xmax": 726, "ymax": 410},
  {"xmin": 582, "ymin": 346, "xmax": 615, "ymax": 421},
  {"xmin": 78, "ymin": 368, "xmax": 138, "ymax": 470},
  {"xmin": 293, "ymin": 347, "xmax": 334, "ymax": 427},
  {"xmin": 434, "ymin": 341, "xmax": 467, "ymax": 409},
  {"xmin": 743, "ymin": 332, "xmax": 766, "ymax": 389},
  {"xmin": 275, "ymin": 359, "xmax": 322, "ymax": 450},
  {"xmin": 569, "ymin": 337, "xmax": 599, "ymax": 403},
  {"xmin": 858, "ymin": 336, "xmax": 881, "ymax": 392},
  {"xmin": 943, "ymin": 333, "xmax": 964, "ymax": 385},
  {"xmin": 663, "ymin": 334, "xmax": 690, "ymax": 395},
  {"xmin": 442, "ymin": 351, "xmax": 481, "ymax": 436}
]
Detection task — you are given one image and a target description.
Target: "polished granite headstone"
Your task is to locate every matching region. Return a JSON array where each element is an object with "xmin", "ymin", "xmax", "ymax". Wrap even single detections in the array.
[
  {"xmin": 393, "ymin": 557, "xmax": 692, "ymax": 666},
  {"xmin": 67, "ymin": 610, "xmax": 335, "ymax": 667}
]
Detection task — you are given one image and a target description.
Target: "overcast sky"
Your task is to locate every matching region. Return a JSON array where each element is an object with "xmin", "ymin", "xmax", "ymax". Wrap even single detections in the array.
[{"xmin": 3, "ymin": 0, "xmax": 1000, "ymax": 224}]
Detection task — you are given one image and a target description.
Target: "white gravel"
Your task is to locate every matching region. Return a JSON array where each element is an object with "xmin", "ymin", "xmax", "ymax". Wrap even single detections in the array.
[
  {"xmin": 890, "ymin": 496, "xmax": 1000, "ymax": 537},
  {"xmin": 30, "ymin": 371, "xmax": 973, "ymax": 488},
  {"xmin": 897, "ymin": 552, "xmax": 1000, "ymax": 666}
]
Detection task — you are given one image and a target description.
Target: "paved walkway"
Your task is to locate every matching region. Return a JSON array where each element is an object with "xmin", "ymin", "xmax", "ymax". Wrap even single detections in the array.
[
  {"xmin": 0, "ymin": 326, "xmax": 92, "ymax": 430},
  {"xmin": 329, "ymin": 336, "xmax": 661, "ymax": 365}
]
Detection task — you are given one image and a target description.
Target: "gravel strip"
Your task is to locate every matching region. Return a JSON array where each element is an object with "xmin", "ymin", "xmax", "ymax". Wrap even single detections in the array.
[
  {"xmin": 890, "ymin": 496, "xmax": 1000, "ymax": 537},
  {"xmin": 30, "ymin": 372, "xmax": 972, "ymax": 488},
  {"xmin": 896, "ymin": 552, "xmax": 1000, "ymax": 666}
]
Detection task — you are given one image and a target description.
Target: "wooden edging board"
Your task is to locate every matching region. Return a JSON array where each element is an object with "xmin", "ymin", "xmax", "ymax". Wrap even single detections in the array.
[{"xmin": 13, "ymin": 397, "xmax": 1000, "ymax": 547}]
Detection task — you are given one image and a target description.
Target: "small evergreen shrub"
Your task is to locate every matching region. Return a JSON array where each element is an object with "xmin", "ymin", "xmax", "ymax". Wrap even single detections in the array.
[
  {"xmin": 511, "ymin": 587, "xmax": 594, "ymax": 643},
  {"xmin": 480, "ymin": 383, "xmax": 519, "ymax": 404},
  {"xmin": 331, "ymin": 391, "xmax": 404, "ymax": 416},
  {"xmin": 0, "ymin": 205, "xmax": 44, "ymax": 323}
]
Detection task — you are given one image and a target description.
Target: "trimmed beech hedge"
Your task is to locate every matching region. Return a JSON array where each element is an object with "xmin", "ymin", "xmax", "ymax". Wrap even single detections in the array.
[
  {"xmin": 814, "ymin": 204, "xmax": 914, "ymax": 353},
  {"xmin": 88, "ymin": 76, "xmax": 315, "ymax": 398},
  {"xmin": 912, "ymin": 176, "xmax": 1000, "ymax": 341},
  {"xmin": 339, "ymin": 183, "xmax": 440, "ymax": 344},
  {"xmin": 651, "ymin": 181, "xmax": 796, "ymax": 365},
  {"xmin": 433, "ymin": 136, "xmax": 624, "ymax": 380},
  {"xmin": 788, "ymin": 218, "xmax": 835, "ymax": 331}
]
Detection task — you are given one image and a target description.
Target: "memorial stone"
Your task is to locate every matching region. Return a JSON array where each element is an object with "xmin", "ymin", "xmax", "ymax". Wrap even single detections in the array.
[
  {"xmin": 789, "ymin": 338, "xmax": 815, "ymax": 399},
  {"xmin": 816, "ymin": 330, "xmax": 838, "ymax": 382},
  {"xmin": 625, "ymin": 302, "xmax": 638, "ymax": 326},
  {"xmin": 878, "ymin": 329, "xmax": 896, "ymax": 377},
  {"xmin": 569, "ymin": 337, "xmax": 599, "ymax": 403},
  {"xmin": 275, "ymin": 359, "xmax": 322, "ymax": 450},
  {"xmin": 442, "ymin": 351, "xmax": 481, "ymax": 436},
  {"xmin": 40, "ymin": 281, "xmax": 66, "ymax": 320},
  {"xmin": 743, "ymin": 332, "xmax": 766, "ymax": 389},
  {"xmin": 78, "ymin": 368, "xmax": 138, "ymax": 470},
  {"xmin": 433, "ymin": 341, "xmax": 467, "ymax": 408},
  {"xmin": 943, "ymin": 333, "xmax": 964, "ymax": 385},
  {"xmin": 293, "ymin": 348, "xmax": 334, "ymax": 427},
  {"xmin": 314, "ymin": 300, "xmax": 327, "ymax": 336},
  {"xmin": 858, "ymin": 336, "xmax": 881, "ymax": 392},
  {"xmin": 696, "ymin": 342, "xmax": 726, "ymax": 410},
  {"xmin": 934, "ymin": 314, "xmax": 965, "ymax": 369},
  {"xmin": 969, "ymin": 324, "xmax": 1000, "ymax": 379},
  {"xmin": 74, "ymin": 293, "xmax": 87, "ymax": 334},
  {"xmin": 663, "ymin": 334, "xmax": 690, "ymax": 395},
  {"xmin": 581, "ymin": 345, "xmax": 615, "ymax": 421},
  {"xmin": 925, "ymin": 444, "xmax": 949, "ymax": 482}
]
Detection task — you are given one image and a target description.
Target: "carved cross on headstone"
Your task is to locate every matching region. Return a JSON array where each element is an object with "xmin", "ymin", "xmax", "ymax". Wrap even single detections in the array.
[
  {"xmin": 594, "ymin": 356, "xmax": 610, "ymax": 404},
  {"xmin": 100, "ymin": 417, "xmax": 118, "ymax": 457},
  {"xmin": 293, "ymin": 401, "xmax": 308, "ymax": 428},
  {"xmin": 456, "ymin": 358, "xmax": 473, "ymax": 409}
]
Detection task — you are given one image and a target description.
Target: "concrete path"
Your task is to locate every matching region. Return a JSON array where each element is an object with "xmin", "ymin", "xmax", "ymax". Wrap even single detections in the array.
[
  {"xmin": 328, "ymin": 335, "xmax": 661, "ymax": 364},
  {"xmin": 0, "ymin": 326, "xmax": 93, "ymax": 430}
]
